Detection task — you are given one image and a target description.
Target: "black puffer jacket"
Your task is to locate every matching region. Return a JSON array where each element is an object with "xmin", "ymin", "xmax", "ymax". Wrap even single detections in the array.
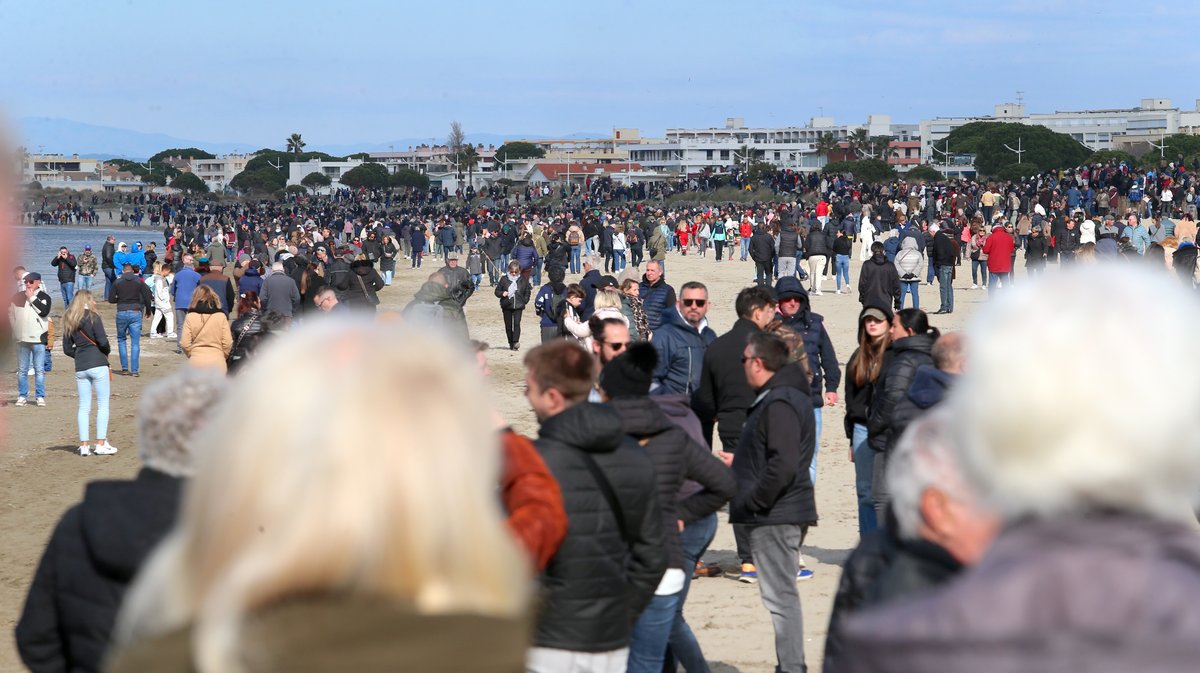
[
  {"xmin": 858, "ymin": 253, "xmax": 901, "ymax": 311},
  {"xmin": 533, "ymin": 402, "xmax": 667, "ymax": 652},
  {"xmin": 729, "ymin": 364, "xmax": 818, "ymax": 526},
  {"xmin": 344, "ymin": 260, "xmax": 385, "ymax": 309},
  {"xmin": 778, "ymin": 225, "xmax": 800, "ymax": 258},
  {"xmin": 749, "ymin": 228, "xmax": 776, "ymax": 263},
  {"xmin": 16, "ymin": 469, "xmax": 184, "ymax": 673},
  {"xmin": 227, "ymin": 310, "xmax": 269, "ymax": 375},
  {"xmin": 608, "ymin": 397, "xmax": 736, "ymax": 569},
  {"xmin": 866, "ymin": 333, "xmax": 937, "ymax": 453},
  {"xmin": 887, "ymin": 365, "xmax": 957, "ymax": 445},
  {"xmin": 823, "ymin": 519, "xmax": 962, "ymax": 672},
  {"xmin": 694, "ymin": 318, "xmax": 760, "ymax": 447},
  {"xmin": 805, "ymin": 227, "xmax": 831, "ymax": 257}
]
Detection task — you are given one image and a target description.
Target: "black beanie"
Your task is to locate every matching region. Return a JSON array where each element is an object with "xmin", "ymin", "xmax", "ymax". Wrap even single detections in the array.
[{"xmin": 599, "ymin": 342, "xmax": 657, "ymax": 398}]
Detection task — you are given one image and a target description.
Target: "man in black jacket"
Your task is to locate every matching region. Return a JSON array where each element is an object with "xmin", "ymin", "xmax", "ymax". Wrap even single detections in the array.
[
  {"xmin": 731, "ymin": 332, "xmax": 817, "ymax": 673},
  {"xmin": 108, "ymin": 264, "xmax": 153, "ymax": 377},
  {"xmin": 930, "ymin": 224, "xmax": 958, "ymax": 314},
  {"xmin": 100, "ymin": 235, "xmax": 117, "ymax": 300},
  {"xmin": 694, "ymin": 286, "xmax": 777, "ymax": 575},
  {"xmin": 16, "ymin": 368, "xmax": 227, "ymax": 673},
  {"xmin": 524, "ymin": 340, "xmax": 666, "ymax": 671},
  {"xmin": 858, "ymin": 241, "xmax": 901, "ymax": 311},
  {"xmin": 749, "ymin": 224, "xmax": 777, "ymax": 286},
  {"xmin": 50, "ymin": 246, "xmax": 77, "ymax": 307},
  {"xmin": 599, "ymin": 343, "xmax": 736, "ymax": 672}
]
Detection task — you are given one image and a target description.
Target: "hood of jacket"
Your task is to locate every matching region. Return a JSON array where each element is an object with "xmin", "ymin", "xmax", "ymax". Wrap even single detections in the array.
[
  {"xmin": 350, "ymin": 259, "xmax": 374, "ymax": 275},
  {"xmin": 900, "ymin": 236, "xmax": 919, "ymax": 251},
  {"xmin": 242, "ymin": 267, "xmax": 261, "ymax": 278},
  {"xmin": 538, "ymin": 402, "xmax": 626, "ymax": 455},
  {"xmin": 773, "ymin": 275, "xmax": 810, "ymax": 314},
  {"xmin": 81, "ymin": 468, "xmax": 183, "ymax": 582},
  {"xmin": 906, "ymin": 364, "xmax": 957, "ymax": 410},
  {"xmin": 607, "ymin": 396, "xmax": 676, "ymax": 437},
  {"xmin": 189, "ymin": 303, "xmax": 223, "ymax": 315},
  {"xmin": 413, "ymin": 281, "xmax": 453, "ymax": 304},
  {"xmin": 756, "ymin": 362, "xmax": 809, "ymax": 396}
]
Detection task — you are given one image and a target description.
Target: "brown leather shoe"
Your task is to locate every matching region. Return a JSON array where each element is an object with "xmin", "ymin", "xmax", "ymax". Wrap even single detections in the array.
[{"xmin": 693, "ymin": 561, "xmax": 723, "ymax": 578}]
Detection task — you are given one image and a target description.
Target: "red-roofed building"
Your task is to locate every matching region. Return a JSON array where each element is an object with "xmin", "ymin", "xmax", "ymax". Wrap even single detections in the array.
[{"xmin": 525, "ymin": 162, "xmax": 641, "ymax": 183}]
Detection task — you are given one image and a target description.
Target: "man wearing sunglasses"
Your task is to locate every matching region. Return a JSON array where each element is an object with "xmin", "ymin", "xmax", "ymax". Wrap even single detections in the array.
[{"xmin": 651, "ymin": 281, "xmax": 716, "ymax": 396}]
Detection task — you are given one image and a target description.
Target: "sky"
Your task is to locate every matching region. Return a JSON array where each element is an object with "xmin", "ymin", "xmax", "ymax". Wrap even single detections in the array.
[{"xmin": 3, "ymin": 0, "xmax": 1199, "ymax": 150}]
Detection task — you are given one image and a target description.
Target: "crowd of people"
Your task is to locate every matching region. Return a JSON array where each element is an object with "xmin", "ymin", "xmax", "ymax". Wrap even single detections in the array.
[{"xmin": 14, "ymin": 155, "xmax": 1200, "ymax": 673}]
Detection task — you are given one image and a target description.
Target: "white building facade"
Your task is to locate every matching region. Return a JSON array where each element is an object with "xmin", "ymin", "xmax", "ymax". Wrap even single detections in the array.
[
  {"xmin": 189, "ymin": 153, "xmax": 258, "ymax": 191},
  {"xmin": 287, "ymin": 159, "xmax": 364, "ymax": 187},
  {"xmin": 627, "ymin": 117, "xmax": 916, "ymax": 175}
]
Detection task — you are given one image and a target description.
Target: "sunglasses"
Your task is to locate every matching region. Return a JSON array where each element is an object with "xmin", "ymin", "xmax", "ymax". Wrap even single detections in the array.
[
  {"xmin": 600, "ymin": 340, "xmax": 630, "ymax": 351},
  {"xmin": 682, "ymin": 298, "xmax": 707, "ymax": 307},
  {"xmin": 740, "ymin": 355, "xmax": 760, "ymax": 364}
]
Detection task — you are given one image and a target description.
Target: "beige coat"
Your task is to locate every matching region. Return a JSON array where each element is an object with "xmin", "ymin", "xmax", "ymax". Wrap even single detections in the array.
[{"xmin": 180, "ymin": 309, "xmax": 232, "ymax": 373}]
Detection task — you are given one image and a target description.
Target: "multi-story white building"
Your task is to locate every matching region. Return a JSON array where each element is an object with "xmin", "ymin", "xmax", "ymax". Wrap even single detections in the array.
[
  {"xmin": 369, "ymin": 144, "xmax": 496, "ymax": 176},
  {"xmin": 919, "ymin": 98, "xmax": 1200, "ymax": 164},
  {"xmin": 287, "ymin": 158, "xmax": 364, "ymax": 187},
  {"xmin": 189, "ymin": 153, "xmax": 258, "ymax": 191},
  {"xmin": 19, "ymin": 154, "xmax": 101, "ymax": 184},
  {"xmin": 627, "ymin": 117, "xmax": 917, "ymax": 175}
]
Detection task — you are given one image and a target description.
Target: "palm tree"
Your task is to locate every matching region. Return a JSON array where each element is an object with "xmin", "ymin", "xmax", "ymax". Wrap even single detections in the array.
[
  {"xmin": 847, "ymin": 129, "xmax": 870, "ymax": 158},
  {"xmin": 867, "ymin": 136, "xmax": 898, "ymax": 160},
  {"xmin": 459, "ymin": 145, "xmax": 480, "ymax": 191},
  {"xmin": 814, "ymin": 132, "xmax": 840, "ymax": 159},
  {"xmin": 287, "ymin": 133, "xmax": 306, "ymax": 159}
]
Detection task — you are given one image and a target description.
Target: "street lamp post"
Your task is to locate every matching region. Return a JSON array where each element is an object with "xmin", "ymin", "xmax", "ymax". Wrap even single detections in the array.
[{"xmin": 1003, "ymin": 137, "xmax": 1026, "ymax": 164}]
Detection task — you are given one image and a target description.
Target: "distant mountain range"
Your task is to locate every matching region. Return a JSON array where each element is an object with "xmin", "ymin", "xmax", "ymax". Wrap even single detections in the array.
[{"xmin": 13, "ymin": 117, "xmax": 607, "ymax": 161}]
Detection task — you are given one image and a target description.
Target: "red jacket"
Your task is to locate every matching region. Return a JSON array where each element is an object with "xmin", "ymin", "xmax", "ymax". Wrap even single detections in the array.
[
  {"xmin": 501, "ymin": 430, "xmax": 567, "ymax": 571},
  {"xmin": 982, "ymin": 226, "xmax": 1015, "ymax": 273}
]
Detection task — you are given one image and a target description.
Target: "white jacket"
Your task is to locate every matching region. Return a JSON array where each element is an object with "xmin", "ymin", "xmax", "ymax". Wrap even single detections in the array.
[{"xmin": 9, "ymin": 290, "xmax": 51, "ymax": 344}]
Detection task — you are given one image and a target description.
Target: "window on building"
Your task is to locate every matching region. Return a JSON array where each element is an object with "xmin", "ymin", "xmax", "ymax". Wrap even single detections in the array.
[
  {"xmin": 720, "ymin": 150, "xmax": 730, "ymax": 160},
  {"xmin": 774, "ymin": 151, "xmax": 780, "ymax": 160},
  {"xmin": 706, "ymin": 150, "xmax": 713, "ymax": 160}
]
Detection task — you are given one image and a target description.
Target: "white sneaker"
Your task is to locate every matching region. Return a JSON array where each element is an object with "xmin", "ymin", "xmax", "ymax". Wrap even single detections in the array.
[
  {"xmin": 93, "ymin": 442, "xmax": 118, "ymax": 455},
  {"xmin": 969, "ymin": 283, "xmax": 978, "ymax": 290},
  {"xmin": 26, "ymin": 368, "xmax": 34, "ymax": 376},
  {"xmin": 14, "ymin": 396, "xmax": 26, "ymax": 407},
  {"xmin": 150, "ymin": 333, "xmax": 162, "ymax": 339},
  {"xmin": 78, "ymin": 445, "xmax": 92, "ymax": 457},
  {"xmin": 36, "ymin": 397, "xmax": 45, "ymax": 407},
  {"xmin": 166, "ymin": 333, "xmax": 178, "ymax": 339}
]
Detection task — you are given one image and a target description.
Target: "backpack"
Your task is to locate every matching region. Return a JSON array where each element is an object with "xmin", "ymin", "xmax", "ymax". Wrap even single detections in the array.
[{"xmin": 567, "ymin": 229, "xmax": 581, "ymax": 245}]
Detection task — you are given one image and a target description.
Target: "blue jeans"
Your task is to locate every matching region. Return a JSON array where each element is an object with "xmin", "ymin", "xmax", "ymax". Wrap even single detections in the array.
[
  {"xmin": 852, "ymin": 424, "xmax": 878, "ymax": 536},
  {"xmin": 627, "ymin": 589, "xmax": 684, "ymax": 673},
  {"xmin": 834, "ymin": 254, "xmax": 851, "ymax": 289},
  {"xmin": 740, "ymin": 238, "xmax": 750, "ymax": 260},
  {"xmin": 75, "ymin": 365, "xmax": 110, "ymax": 442},
  {"xmin": 971, "ymin": 259, "xmax": 988, "ymax": 286},
  {"xmin": 666, "ymin": 513, "xmax": 718, "ymax": 673},
  {"xmin": 900, "ymin": 280, "xmax": 920, "ymax": 309},
  {"xmin": 115, "ymin": 310, "xmax": 143, "ymax": 373},
  {"xmin": 471, "ymin": 273, "xmax": 482, "ymax": 290},
  {"xmin": 103, "ymin": 268, "xmax": 116, "ymax": 300},
  {"xmin": 17, "ymin": 343, "xmax": 45, "ymax": 399},
  {"xmin": 569, "ymin": 244, "xmax": 581, "ymax": 274},
  {"xmin": 937, "ymin": 265, "xmax": 955, "ymax": 312},
  {"xmin": 613, "ymin": 250, "xmax": 627, "ymax": 271},
  {"xmin": 988, "ymin": 270, "xmax": 1010, "ymax": 296},
  {"xmin": 533, "ymin": 257, "xmax": 543, "ymax": 285},
  {"xmin": 77, "ymin": 275, "xmax": 94, "ymax": 293},
  {"xmin": 499, "ymin": 253, "xmax": 510, "ymax": 273},
  {"xmin": 60, "ymin": 281, "xmax": 75, "ymax": 307},
  {"xmin": 812, "ymin": 408, "xmax": 822, "ymax": 486},
  {"xmin": 382, "ymin": 269, "xmax": 393, "ymax": 285}
]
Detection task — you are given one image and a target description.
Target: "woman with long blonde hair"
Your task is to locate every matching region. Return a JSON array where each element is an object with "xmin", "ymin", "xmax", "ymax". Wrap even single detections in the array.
[
  {"xmin": 109, "ymin": 321, "xmax": 530, "ymax": 673},
  {"xmin": 180, "ymin": 285, "xmax": 232, "ymax": 373},
  {"xmin": 61, "ymin": 290, "xmax": 117, "ymax": 456}
]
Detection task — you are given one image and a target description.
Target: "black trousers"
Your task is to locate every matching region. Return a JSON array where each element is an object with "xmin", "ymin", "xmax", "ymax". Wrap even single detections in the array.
[
  {"xmin": 755, "ymin": 260, "xmax": 773, "ymax": 284},
  {"xmin": 715, "ymin": 241, "xmax": 725, "ymax": 261},
  {"xmin": 502, "ymin": 307, "xmax": 523, "ymax": 347}
]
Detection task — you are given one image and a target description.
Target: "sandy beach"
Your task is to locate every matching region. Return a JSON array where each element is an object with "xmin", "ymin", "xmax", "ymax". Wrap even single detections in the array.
[{"xmin": 0, "ymin": 248, "xmax": 982, "ymax": 673}]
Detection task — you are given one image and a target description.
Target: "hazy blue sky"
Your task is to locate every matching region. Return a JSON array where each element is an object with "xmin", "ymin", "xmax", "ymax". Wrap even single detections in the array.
[{"xmin": 4, "ymin": 0, "xmax": 1198, "ymax": 147}]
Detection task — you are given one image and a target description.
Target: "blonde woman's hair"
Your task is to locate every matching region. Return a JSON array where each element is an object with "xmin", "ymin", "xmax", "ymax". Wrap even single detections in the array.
[
  {"xmin": 61, "ymin": 290, "xmax": 96, "ymax": 336},
  {"xmin": 190, "ymin": 284, "xmax": 220, "ymax": 310},
  {"xmin": 152, "ymin": 261, "xmax": 165, "ymax": 275},
  {"xmin": 593, "ymin": 287, "xmax": 623, "ymax": 312},
  {"xmin": 115, "ymin": 320, "xmax": 529, "ymax": 671}
]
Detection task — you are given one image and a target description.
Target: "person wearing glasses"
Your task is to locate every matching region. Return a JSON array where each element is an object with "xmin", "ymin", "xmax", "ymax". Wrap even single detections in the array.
[
  {"xmin": 11, "ymin": 272, "xmax": 52, "ymax": 407},
  {"xmin": 651, "ymin": 281, "xmax": 716, "ymax": 396}
]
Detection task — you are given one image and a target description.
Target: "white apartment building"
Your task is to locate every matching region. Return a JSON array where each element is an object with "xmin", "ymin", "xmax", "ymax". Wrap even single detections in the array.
[
  {"xmin": 287, "ymin": 158, "xmax": 364, "ymax": 187},
  {"xmin": 20, "ymin": 154, "xmax": 101, "ymax": 184},
  {"xmin": 627, "ymin": 117, "xmax": 917, "ymax": 175},
  {"xmin": 189, "ymin": 152, "xmax": 258, "ymax": 191},
  {"xmin": 369, "ymin": 145, "xmax": 496, "ymax": 176},
  {"xmin": 919, "ymin": 98, "xmax": 1200, "ymax": 164}
]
